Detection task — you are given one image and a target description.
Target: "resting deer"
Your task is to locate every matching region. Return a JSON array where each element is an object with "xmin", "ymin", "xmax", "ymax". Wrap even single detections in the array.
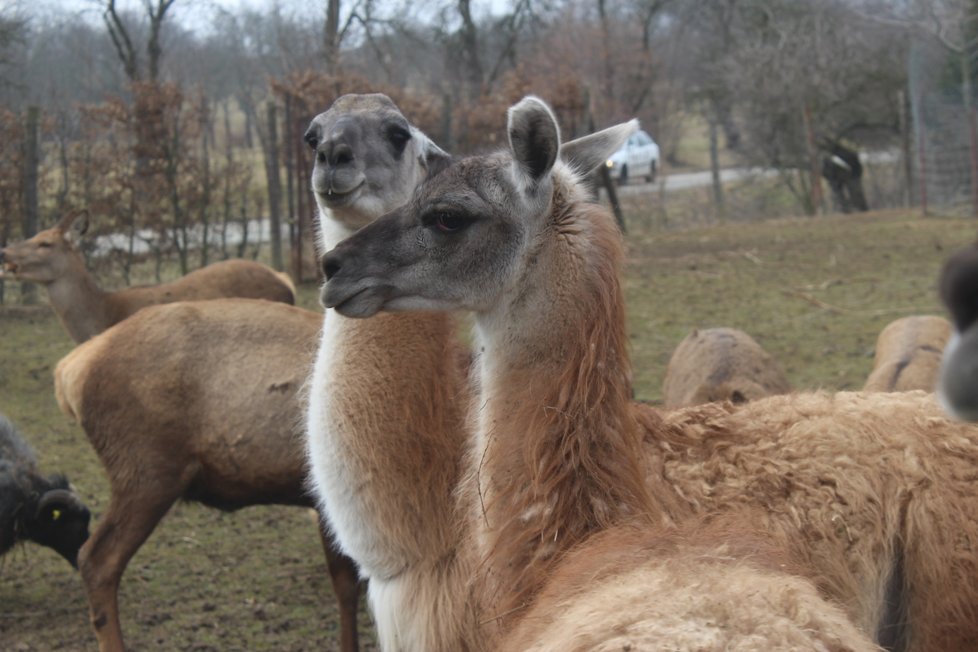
[
  {"xmin": 0, "ymin": 209, "xmax": 295, "ymax": 342},
  {"xmin": 939, "ymin": 242, "xmax": 978, "ymax": 419},
  {"xmin": 864, "ymin": 315, "xmax": 951, "ymax": 392},
  {"xmin": 315, "ymin": 98, "xmax": 881, "ymax": 651},
  {"xmin": 54, "ymin": 300, "xmax": 361, "ymax": 652},
  {"xmin": 662, "ymin": 327, "xmax": 791, "ymax": 407}
]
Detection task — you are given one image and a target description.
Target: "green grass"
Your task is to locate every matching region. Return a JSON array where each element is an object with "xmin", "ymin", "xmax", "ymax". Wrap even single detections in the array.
[{"xmin": 0, "ymin": 205, "xmax": 974, "ymax": 650}]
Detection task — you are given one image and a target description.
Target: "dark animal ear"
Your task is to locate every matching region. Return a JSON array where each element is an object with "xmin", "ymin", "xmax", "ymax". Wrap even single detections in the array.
[
  {"xmin": 941, "ymin": 242, "xmax": 978, "ymax": 332},
  {"xmin": 507, "ymin": 96, "xmax": 560, "ymax": 185}
]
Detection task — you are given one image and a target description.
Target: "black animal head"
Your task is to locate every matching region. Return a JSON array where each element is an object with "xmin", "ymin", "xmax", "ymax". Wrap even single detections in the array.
[{"xmin": 23, "ymin": 477, "xmax": 91, "ymax": 568}]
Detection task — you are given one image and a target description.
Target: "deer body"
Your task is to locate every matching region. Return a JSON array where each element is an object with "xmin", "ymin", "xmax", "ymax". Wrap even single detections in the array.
[
  {"xmin": 864, "ymin": 315, "xmax": 951, "ymax": 392},
  {"xmin": 319, "ymin": 97, "xmax": 881, "ymax": 651},
  {"xmin": 54, "ymin": 299, "xmax": 361, "ymax": 652},
  {"xmin": 1, "ymin": 211, "xmax": 295, "ymax": 342}
]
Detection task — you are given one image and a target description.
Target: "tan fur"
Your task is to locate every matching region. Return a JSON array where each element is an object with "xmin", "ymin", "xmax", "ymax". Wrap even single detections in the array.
[
  {"xmin": 637, "ymin": 390, "xmax": 978, "ymax": 651},
  {"xmin": 1, "ymin": 213, "xmax": 295, "ymax": 342},
  {"xmin": 864, "ymin": 315, "xmax": 951, "ymax": 392},
  {"xmin": 662, "ymin": 327, "xmax": 792, "ymax": 407},
  {"xmin": 502, "ymin": 517, "xmax": 880, "ymax": 652},
  {"xmin": 54, "ymin": 299, "xmax": 361, "ymax": 652}
]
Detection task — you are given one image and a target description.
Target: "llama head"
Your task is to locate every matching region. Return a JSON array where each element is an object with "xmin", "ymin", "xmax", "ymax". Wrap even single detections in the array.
[
  {"xmin": 320, "ymin": 96, "xmax": 636, "ymax": 318},
  {"xmin": 304, "ymin": 93, "xmax": 449, "ymax": 233}
]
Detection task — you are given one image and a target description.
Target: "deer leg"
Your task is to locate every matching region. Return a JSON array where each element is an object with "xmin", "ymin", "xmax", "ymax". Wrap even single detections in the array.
[
  {"xmin": 316, "ymin": 511, "xmax": 362, "ymax": 652},
  {"xmin": 78, "ymin": 487, "xmax": 179, "ymax": 652}
]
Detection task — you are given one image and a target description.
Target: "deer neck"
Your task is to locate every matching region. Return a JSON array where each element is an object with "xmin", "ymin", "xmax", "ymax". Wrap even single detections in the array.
[
  {"xmin": 45, "ymin": 257, "xmax": 111, "ymax": 343},
  {"xmin": 307, "ymin": 211, "xmax": 476, "ymax": 650},
  {"xmin": 469, "ymin": 178, "xmax": 657, "ymax": 622}
]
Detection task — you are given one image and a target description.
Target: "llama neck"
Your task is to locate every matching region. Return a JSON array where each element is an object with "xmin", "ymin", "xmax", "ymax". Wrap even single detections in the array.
[
  {"xmin": 470, "ymin": 176, "xmax": 657, "ymax": 622},
  {"xmin": 45, "ymin": 262, "xmax": 111, "ymax": 343},
  {"xmin": 307, "ymin": 210, "xmax": 475, "ymax": 651}
]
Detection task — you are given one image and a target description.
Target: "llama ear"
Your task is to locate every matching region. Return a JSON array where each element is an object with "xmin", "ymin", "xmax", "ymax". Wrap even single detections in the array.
[
  {"xmin": 507, "ymin": 96, "xmax": 560, "ymax": 185},
  {"xmin": 416, "ymin": 131, "xmax": 452, "ymax": 178},
  {"xmin": 561, "ymin": 119, "xmax": 639, "ymax": 175}
]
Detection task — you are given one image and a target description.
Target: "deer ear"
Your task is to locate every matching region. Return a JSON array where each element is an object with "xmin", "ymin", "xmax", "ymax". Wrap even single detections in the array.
[
  {"xmin": 507, "ymin": 96, "xmax": 560, "ymax": 185},
  {"xmin": 561, "ymin": 119, "xmax": 639, "ymax": 175},
  {"xmin": 56, "ymin": 209, "xmax": 90, "ymax": 241}
]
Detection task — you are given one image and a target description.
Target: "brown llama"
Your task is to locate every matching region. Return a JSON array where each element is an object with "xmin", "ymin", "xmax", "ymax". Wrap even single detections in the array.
[
  {"xmin": 864, "ymin": 315, "xmax": 951, "ymax": 392},
  {"xmin": 316, "ymin": 97, "xmax": 881, "ymax": 651},
  {"xmin": 303, "ymin": 93, "xmax": 475, "ymax": 652},
  {"xmin": 0, "ymin": 209, "xmax": 295, "ymax": 342},
  {"xmin": 662, "ymin": 327, "xmax": 792, "ymax": 407}
]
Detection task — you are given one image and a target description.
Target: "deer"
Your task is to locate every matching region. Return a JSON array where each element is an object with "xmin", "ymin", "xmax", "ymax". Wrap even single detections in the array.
[
  {"xmin": 0, "ymin": 209, "xmax": 295, "ymax": 342},
  {"xmin": 313, "ymin": 97, "xmax": 884, "ymax": 651},
  {"xmin": 662, "ymin": 327, "xmax": 792, "ymax": 407},
  {"xmin": 864, "ymin": 315, "xmax": 951, "ymax": 392},
  {"xmin": 53, "ymin": 299, "xmax": 361, "ymax": 652}
]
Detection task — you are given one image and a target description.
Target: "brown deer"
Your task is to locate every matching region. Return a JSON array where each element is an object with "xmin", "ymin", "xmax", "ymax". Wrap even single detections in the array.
[
  {"xmin": 662, "ymin": 327, "xmax": 791, "ymax": 407},
  {"xmin": 54, "ymin": 299, "xmax": 361, "ymax": 652},
  {"xmin": 0, "ymin": 209, "xmax": 295, "ymax": 342},
  {"xmin": 315, "ymin": 97, "xmax": 882, "ymax": 651},
  {"xmin": 864, "ymin": 315, "xmax": 951, "ymax": 392}
]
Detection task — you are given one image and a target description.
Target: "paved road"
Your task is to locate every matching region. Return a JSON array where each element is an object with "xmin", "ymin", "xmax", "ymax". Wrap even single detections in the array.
[{"xmin": 613, "ymin": 167, "xmax": 779, "ymax": 196}]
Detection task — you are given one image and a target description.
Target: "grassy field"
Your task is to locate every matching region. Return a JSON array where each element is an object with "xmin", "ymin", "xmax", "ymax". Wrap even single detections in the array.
[{"xmin": 0, "ymin": 204, "xmax": 975, "ymax": 650}]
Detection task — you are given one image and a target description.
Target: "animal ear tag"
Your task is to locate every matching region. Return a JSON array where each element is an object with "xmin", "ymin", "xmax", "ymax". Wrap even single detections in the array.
[{"xmin": 51, "ymin": 508, "xmax": 61, "ymax": 521}]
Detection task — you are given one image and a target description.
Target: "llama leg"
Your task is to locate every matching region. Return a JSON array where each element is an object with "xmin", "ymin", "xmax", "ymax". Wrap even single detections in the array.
[
  {"xmin": 316, "ymin": 515, "xmax": 362, "ymax": 652},
  {"xmin": 77, "ymin": 487, "xmax": 178, "ymax": 652}
]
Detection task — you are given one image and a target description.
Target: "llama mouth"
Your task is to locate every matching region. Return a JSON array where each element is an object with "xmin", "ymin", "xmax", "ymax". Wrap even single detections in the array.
[
  {"xmin": 0, "ymin": 261, "xmax": 16, "ymax": 276},
  {"xmin": 321, "ymin": 282, "xmax": 387, "ymax": 319},
  {"xmin": 320, "ymin": 181, "xmax": 365, "ymax": 207}
]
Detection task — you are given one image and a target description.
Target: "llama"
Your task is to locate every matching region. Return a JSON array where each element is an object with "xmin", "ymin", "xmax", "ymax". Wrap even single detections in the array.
[
  {"xmin": 0, "ymin": 209, "xmax": 295, "ymax": 342},
  {"xmin": 302, "ymin": 93, "xmax": 476, "ymax": 652},
  {"xmin": 662, "ymin": 327, "xmax": 791, "ymax": 407},
  {"xmin": 317, "ymin": 97, "xmax": 882, "ymax": 651},
  {"xmin": 938, "ymin": 242, "xmax": 978, "ymax": 419},
  {"xmin": 864, "ymin": 315, "xmax": 951, "ymax": 392}
]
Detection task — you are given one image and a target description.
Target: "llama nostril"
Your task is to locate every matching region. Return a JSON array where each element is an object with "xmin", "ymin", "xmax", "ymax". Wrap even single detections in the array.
[
  {"xmin": 322, "ymin": 255, "xmax": 341, "ymax": 281},
  {"xmin": 331, "ymin": 143, "xmax": 354, "ymax": 167}
]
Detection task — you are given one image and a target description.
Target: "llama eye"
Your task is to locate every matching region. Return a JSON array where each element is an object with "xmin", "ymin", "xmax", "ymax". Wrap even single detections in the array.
[
  {"xmin": 432, "ymin": 212, "xmax": 471, "ymax": 234},
  {"xmin": 387, "ymin": 126, "xmax": 411, "ymax": 153},
  {"xmin": 38, "ymin": 242, "xmax": 53, "ymax": 248},
  {"xmin": 304, "ymin": 129, "xmax": 319, "ymax": 150}
]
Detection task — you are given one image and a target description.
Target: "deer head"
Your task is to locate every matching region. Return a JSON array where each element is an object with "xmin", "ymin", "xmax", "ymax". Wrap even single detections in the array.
[
  {"xmin": 320, "ymin": 96, "xmax": 635, "ymax": 319},
  {"xmin": 0, "ymin": 209, "xmax": 89, "ymax": 283}
]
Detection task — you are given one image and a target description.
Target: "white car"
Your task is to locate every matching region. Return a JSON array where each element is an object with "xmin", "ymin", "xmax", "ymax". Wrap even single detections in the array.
[{"xmin": 606, "ymin": 129, "xmax": 660, "ymax": 184}]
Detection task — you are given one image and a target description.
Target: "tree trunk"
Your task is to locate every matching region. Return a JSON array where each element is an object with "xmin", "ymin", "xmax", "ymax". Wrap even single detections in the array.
[
  {"xmin": 264, "ymin": 102, "xmax": 284, "ymax": 271},
  {"xmin": 20, "ymin": 106, "xmax": 40, "ymax": 305},
  {"xmin": 324, "ymin": 0, "xmax": 341, "ymax": 73}
]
